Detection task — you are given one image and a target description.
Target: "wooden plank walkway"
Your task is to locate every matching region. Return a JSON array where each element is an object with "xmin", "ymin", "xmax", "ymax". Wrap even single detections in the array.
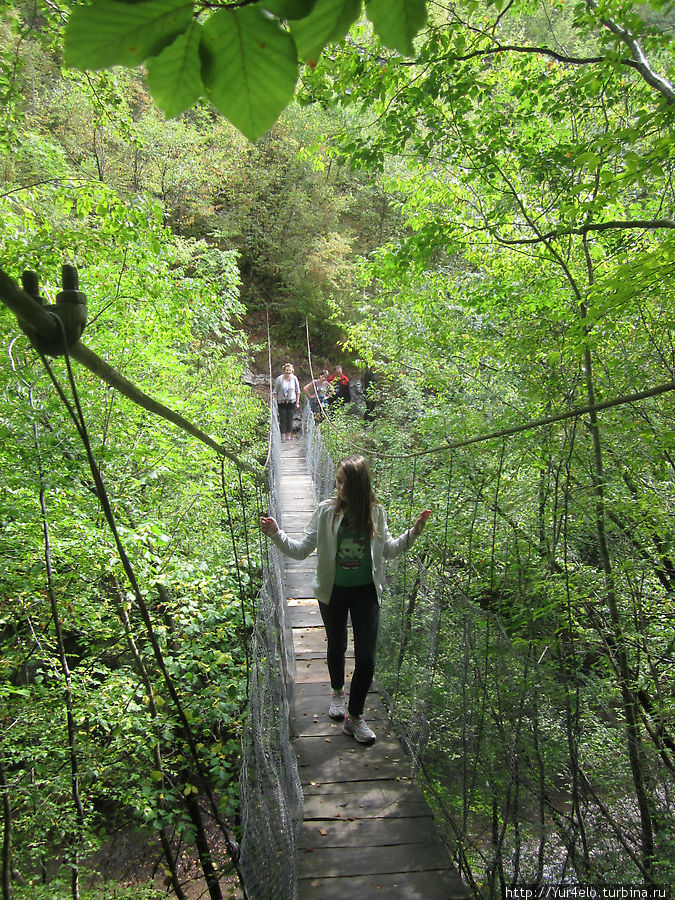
[{"xmin": 278, "ymin": 438, "xmax": 470, "ymax": 900}]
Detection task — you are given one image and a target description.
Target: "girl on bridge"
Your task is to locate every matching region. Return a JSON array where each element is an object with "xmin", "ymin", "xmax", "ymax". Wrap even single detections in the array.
[{"xmin": 260, "ymin": 453, "xmax": 430, "ymax": 745}]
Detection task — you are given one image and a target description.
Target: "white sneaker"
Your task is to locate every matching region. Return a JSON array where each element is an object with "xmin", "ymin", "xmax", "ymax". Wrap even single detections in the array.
[
  {"xmin": 343, "ymin": 713, "xmax": 376, "ymax": 745},
  {"xmin": 328, "ymin": 689, "xmax": 345, "ymax": 720}
]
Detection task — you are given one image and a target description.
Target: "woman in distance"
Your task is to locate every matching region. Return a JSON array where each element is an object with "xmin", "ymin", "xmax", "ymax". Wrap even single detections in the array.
[
  {"xmin": 273, "ymin": 362, "xmax": 301, "ymax": 441},
  {"xmin": 303, "ymin": 369, "xmax": 332, "ymax": 419}
]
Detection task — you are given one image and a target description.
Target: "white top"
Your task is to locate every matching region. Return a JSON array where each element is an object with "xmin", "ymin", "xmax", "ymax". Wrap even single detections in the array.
[
  {"xmin": 269, "ymin": 499, "xmax": 418, "ymax": 605},
  {"xmin": 273, "ymin": 373, "xmax": 300, "ymax": 403}
]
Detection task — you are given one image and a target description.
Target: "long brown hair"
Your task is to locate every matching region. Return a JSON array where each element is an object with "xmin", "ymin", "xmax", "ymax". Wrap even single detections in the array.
[{"xmin": 333, "ymin": 454, "xmax": 377, "ymax": 536}]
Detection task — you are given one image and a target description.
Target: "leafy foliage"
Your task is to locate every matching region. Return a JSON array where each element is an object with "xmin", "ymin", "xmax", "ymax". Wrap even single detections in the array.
[
  {"xmin": 63, "ymin": 0, "xmax": 431, "ymax": 140},
  {"xmin": 0, "ymin": 28, "xmax": 267, "ymax": 887},
  {"xmin": 303, "ymin": 0, "xmax": 675, "ymax": 887}
]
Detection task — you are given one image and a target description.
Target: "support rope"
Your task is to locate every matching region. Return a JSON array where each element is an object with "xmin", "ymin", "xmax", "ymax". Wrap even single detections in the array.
[
  {"xmin": 304, "ymin": 315, "xmax": 675, "ymax": 462},
  {"xmin": 36, "ymin": 318, "xmax": 245, "ymax": 892}
]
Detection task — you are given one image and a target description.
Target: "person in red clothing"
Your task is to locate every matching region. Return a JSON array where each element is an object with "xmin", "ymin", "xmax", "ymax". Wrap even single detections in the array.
[{"xmin": 327, "ymin": 364, "xmax": 351, "ymax": 406}]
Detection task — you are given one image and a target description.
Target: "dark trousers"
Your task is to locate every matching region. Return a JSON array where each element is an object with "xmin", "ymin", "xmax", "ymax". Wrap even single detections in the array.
[
  {"xmin": 278, "ymin": 401, "xmax": 294, "ymax": 433},
  {"xmin": 319, "ymin": 583, "xmax": 379, "ymax": 717}
]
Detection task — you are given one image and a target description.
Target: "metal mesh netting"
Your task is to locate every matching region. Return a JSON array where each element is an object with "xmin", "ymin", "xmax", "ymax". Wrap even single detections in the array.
[
  {"xmin": 301, "ymin": 412, "xmax": 570, "ymax": 886},
  {"xmin": 297, "ymin": 407, "xmax": 675, "ymax": 891},
  {"xmin": 302, "ymin": 403, "xmax": 336, "ymax": 503},
  {"xmin": 238, "ymin": 404, "xmax": 302, "ymax": 900}
]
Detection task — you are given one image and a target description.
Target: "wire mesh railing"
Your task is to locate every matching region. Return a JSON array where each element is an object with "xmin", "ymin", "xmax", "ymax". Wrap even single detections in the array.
[
  {"xmin": 238, "ymin": 402, "xmax": 303, "ymax": 900},
  {"xmin": 301, "ymin": 395, "xmax": 675, "ymax": 894}
]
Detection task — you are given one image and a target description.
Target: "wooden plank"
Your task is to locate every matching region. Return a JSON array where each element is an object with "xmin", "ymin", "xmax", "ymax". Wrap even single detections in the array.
[
  {"xmin": 291, "ymin": 694, "xmax": 386, "ymax": 738},
  {"xmin": 279, "ymin": 506, "xmax": 314, "ymax": 516},
  {"xmin": 287, "ymin": 597, "xmax": 317, "ymax": 609},
  {"xmin": 285, "ymin": 576, "xmax": 317, "ymax": 596},
  {"xmin": 294, "ymin": 656, "xmax": 354, "ymax": 685},
  {"xmin": 302, "ymin": 779, "xmax": 430, "ymax": 820},
  {"xmin": 293, "ymin": 680, "xmax": 380, "ymax": 701},
  {"xmin": 291, "ymin": 709, "xmax": 348, "ymax": 739},
  {"xmin": 298, "ymin": 869, "xmax": 469, "ymax": 900},
  {"xmin": 291, "ymin": 626, "xmax": 331, "ymax": 657},
  {"xmin": 301, "ymin": 815, "xmax": 441, "ymax": 849},
  {"xmin": 293, "ymin": 642, "xmax": 353, "ymax": 662},
  {"xmin": 287, "ymin": 605, "xmax": 323, "ymax": 627},
  {"xmin": 293, "ymin": 734, "xmax": 412, "ymax": 783},
  {"xmin": 281, "ymin": 514, "xmax": 313, "ymax": 528},
  {"xmin": 280, "ymin": 515, "xmax": 313, "ymax": 526},
  {"xmin": 298, "ymin": 839, "xmax": 452, "ymax": 878},
  {"xmin": 284, "ymin": 568, "xmax": 316, "ymax": 579},
  {"xmin": 291, "ymin": 693, "xmax": 385, "ymax": 726}
]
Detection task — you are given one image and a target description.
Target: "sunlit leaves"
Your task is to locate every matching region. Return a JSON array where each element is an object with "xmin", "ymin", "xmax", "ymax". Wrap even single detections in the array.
[
  {"xmin": 365, "ymin": 0, "xmax": 427, "ymax": 55},
  {"xmin": 64, "ymin": 0, "xmax": 194, "ymax": 69},
  {"xmin": 201, "ymin": 8, "xmax": 298, "ymax": 141}
]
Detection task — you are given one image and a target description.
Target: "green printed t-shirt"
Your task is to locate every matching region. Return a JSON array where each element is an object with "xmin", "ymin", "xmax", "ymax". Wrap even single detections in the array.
[{"xmin": 334, "ymin": 522, "xmax": 373, "ymax": 587}]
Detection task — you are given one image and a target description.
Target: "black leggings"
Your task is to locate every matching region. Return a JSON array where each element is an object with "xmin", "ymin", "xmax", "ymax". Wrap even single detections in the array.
[
  {"xmin": 277, "ymin": 401, "xmax": 294, "ymax": 433},
  {"xmin": 319, "ymin": 583, "xmax": 379, "ymax": 717}
]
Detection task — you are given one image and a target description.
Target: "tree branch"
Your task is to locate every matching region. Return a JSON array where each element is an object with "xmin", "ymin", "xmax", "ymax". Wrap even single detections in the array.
[
  {"xmin": 587, "ymin": 0, "xmax": 675, "ymax": 105},
  {"xmin": 443, "ymin": 380, "xmax": 675, "ymax": 451},
  {"xmin": 495, "ymin": 218, "xmax": 675, "ymax": 245}
]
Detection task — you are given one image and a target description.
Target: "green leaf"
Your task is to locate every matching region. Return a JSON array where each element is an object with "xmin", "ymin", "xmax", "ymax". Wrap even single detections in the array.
[
  {"xmin": 64, "ymin": 0, "xmax": 194, "ymax": 70},
  {"xmin": 262, "ymin": 0, "xmax": 319, "ymax": 19},
  {"xmin": 366, "ymin": 0, "xmax": 426, "ymax": 55},
  {"xmin": 201, "ymin": 7, "xmax": 298, "ymax": 142},
  {"xmin": 146, "ymin": 22, "xmax": 204, "ymax": 117},
  {"xmin": 290, "ymin": 0, "xmax": 362, "ymax": 64}
]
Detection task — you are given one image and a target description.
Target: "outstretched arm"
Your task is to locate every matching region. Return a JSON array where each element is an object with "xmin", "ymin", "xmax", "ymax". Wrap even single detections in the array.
[
  {"xmin": 382, "ymin": 509, "xmax": 431, "ymax": 559},
  {"xmin": 260, "ymin": 509, "xmax": 319, "ymax": 559}
]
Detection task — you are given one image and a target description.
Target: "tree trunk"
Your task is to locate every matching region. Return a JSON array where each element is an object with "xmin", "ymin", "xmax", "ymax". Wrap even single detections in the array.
[
  {"xmin": 185, "ymin": 794, "xmax": 224, "ymax": 900},
  {"xmin": 0, "ymin": 757, "xmax": 11, "ymax": 900},
  {"xmin": 579, "ymin": 285, "xmax": 656, "ymax": 872}
]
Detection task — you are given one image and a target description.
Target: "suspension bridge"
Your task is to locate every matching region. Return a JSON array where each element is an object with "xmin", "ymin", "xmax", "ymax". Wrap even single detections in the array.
[
  {"xmin": 280, "ymin": 432, "xmax": 470, "ymax": 899},
  {"xmin": 2, "ymin": 272, "xmax": 673, "ymax": 898},
  {"xmin": 237, "ymin": 403, "xmax": 470, "ymax": 900}
]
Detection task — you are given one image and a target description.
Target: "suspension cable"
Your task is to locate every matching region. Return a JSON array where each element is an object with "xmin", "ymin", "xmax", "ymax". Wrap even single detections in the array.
[
  {"xmin": 0, "ymin": 268, "xmax": 261, "ymax": 476},
  {"xmin": 36, "ymin": 316, "xmax": 245, "ymax": 884},
  {"xmin": 220, "ymin": 463, "xmax": 251, "ymax": 693},
  {"xmin": 304, "ymin": 318, "xmax": 675, "ymax": 461}
]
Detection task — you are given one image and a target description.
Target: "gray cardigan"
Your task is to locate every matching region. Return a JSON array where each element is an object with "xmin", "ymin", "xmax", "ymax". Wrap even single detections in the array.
[
  {"xmin": 273, "ymin": 373, "xmax": 300, "ymax": 403},
  {"xmin": 270, "ymin": 499, "xmax": 418, "ymax": 605}
]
